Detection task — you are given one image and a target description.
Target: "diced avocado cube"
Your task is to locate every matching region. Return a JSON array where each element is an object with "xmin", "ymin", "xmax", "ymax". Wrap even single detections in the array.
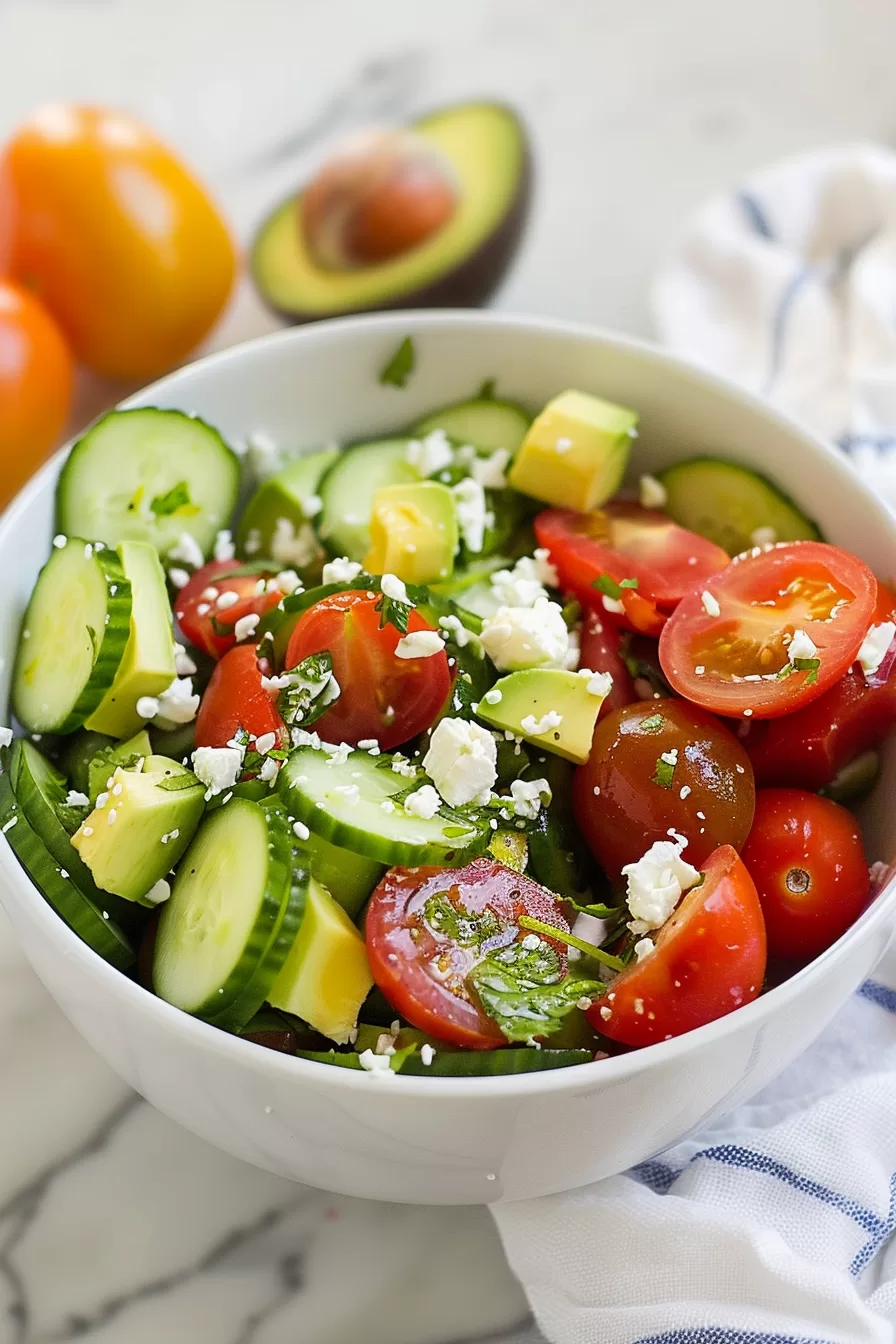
[
  {"xmin": 364, "ymin": 480, "xmax": 459, "ymax": 585},
  {"xmin": 305, "ymin": 831, "xmax": 385, "ymax": 920},
  {"xmin": 86, "ymin": 541, "xmax": 176, "ymax": 738},
  {"xmin": 86, "ymin": 728, "xmax": 153, "ymax": 803},
  {"xmin": 71, "ymin": 755, "xmax": 205, "ymax": 903},
  {"xmin": 476, "ymin": 668, "xmax": 611, "ymax": 764},
  {"xmin": 508, "ymin": 389, "xmax": 638, "ymax": 512},
  {"xmin": 236, "ymin": 449, "xmax": 337, "ymax": 559},
  {"xmin": 268, "ymin": 877, "xmax": 373, "ymax": 1044}
]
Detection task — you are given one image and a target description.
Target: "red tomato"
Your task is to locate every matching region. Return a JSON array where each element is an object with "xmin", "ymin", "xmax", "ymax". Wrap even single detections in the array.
[
  {"xmin": 578, "ymin": 609, "xmax": 637, "ymax": 719},
  {"xmin": 740, "ymin": 790, "xmax": 870, "ymax": 960},
  {"xmin": 175, "ymin": 560, "xmax": 283, "ymax": 659},
  {"xmin": 588, "ymin": 845, "xmax": 766, "ymax": 1047},
  {"xmin": 574, "ymin": 699, "xmax": 755, "ymax": 877},
  {"xmin": 659, "ymin": 542, "xmax": 876, "ymax": 720},
  {"xmin": 194, "ymin": 644, "xmax": 286, "ymax": 750},
  {"xmin": 534, "ymin": 504, "xmax": 729, "ymax": 624},
  {"xmin": 285, "ymin": 590, "xmax": 450, "ymax": 751},
  {"xmin": 744, "ymin": 583, "xmax": 896, "ymax": 789},
  {"xmin": 365, "ymin": 858, "xmax": 571, "ymax": 1049}
]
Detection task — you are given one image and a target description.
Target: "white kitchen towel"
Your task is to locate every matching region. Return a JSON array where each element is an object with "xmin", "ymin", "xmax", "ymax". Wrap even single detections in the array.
[{"xmin": 492, "ymin": 144, "xmax": 896, "ymax": 1343}]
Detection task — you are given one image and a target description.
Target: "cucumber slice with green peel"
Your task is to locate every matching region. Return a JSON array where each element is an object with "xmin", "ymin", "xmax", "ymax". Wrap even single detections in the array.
[
  {"xmin": 61, "ymin": 730, "xmax": 115, "ymax": 797},
  {"xmin": 236, "ymin": 449, "xmax": 338, "ymax": 560},
  {"xmin": 305, "ymin": 832, "xmax": 385, "ymax": 920},
  {"xmin": 0, "ymin": 774, "xmax": 135, "ymax": 970},
  {"xmin": 12, "ymin": 540, "xmax": 132, "ymax": 735},
  {"xmin": 411, "ymin": 397, "xmax": 531, "ymax": 455},
  {"xmin": 278, "ymin": 747, "xmax": 489, "ymax": 866},
  {"xmin": 153, "ymin": 797, "xmax": 300, "ymax": 1026},
  {"xmin": 318, "ymin": 439, "xmax": 417, "ymax": 561},
  {"xmin": 56, "ymin": 408, "xmax": 240, "ymax": 560},
  {"xmin": 295, "ymin": 1046, "xmax": 593, "ymax": 1075},
  {"xmin": 11, "ymin": 739, "xmax": 106, "ymax": 899},
  {"xmin": 657, "ymin": 457, "xmax": 821, "ymax": 556}
]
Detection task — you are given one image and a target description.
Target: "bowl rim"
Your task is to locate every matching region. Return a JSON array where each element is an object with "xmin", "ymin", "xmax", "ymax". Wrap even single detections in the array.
[{"xmin": 2, "ymin": 306, "xmax": 895, "ymax": 1100}]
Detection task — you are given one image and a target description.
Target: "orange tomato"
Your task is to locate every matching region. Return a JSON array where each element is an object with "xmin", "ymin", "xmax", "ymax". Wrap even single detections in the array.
[
  {"xmin": 0, "ymin": 279, "xmax": 73, "ymax": 507},
  {"xmin": 0, "ymin": 104, "xmax": 237, "ymax": 381}
]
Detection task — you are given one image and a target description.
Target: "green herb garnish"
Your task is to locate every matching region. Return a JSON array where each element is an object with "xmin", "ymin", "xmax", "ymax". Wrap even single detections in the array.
[
  {"xmin": 652, "ymin": 752, "xmax": 677, "ymax": 790},
  {"xmin": 477, "ymin": 377, "xmax": 496, "ymax": 400},
  {"xmin": 375, "ymin": 593, "xmax": 412, "ymax": 636},
  {"xmin": 379, "ymin": 336, "xmax": 415, "ymax": 388},
  {"xmin": 592, "ymin": 573, "xmax": 639, "ymax": 600},
  {"xmin": 157, "ymin": 773, "xmax": 200, "ymax": 792},
  {"xmin": 640, "ymin": 712, "xmax": 665, "ymax": 733},
  {"xmin": 150, "ymin": 480, "xmax": 193, "ymax": 517},
  {"xmin": 517, "ymin": 914, "xmax": 624, "ymax": 972},
  {"xmin": 278, "ymin": 651, "xmax": 339, "ymax": 728},
  {"xmin": 777, "ymin": 657, "xmax": 820, "ymax": 686},
  {"xmin": 470, "ymin": 939, "xmax": 605, "ymax": 1043}
]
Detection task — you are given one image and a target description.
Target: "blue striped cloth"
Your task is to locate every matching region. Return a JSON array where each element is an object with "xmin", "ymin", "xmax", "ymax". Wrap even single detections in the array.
[{"xmin": 493, "ymin": 948, "xmax": 896, "ymax": 1342}]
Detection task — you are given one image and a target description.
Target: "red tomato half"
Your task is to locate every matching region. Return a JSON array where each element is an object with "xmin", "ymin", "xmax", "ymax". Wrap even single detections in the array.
[
  {"xmin": 659, "ymin": 543, "xmax": 876, "ymax": 719},
  {"xmin": 285, "ymin": 590, "xmax": 450, "ymax": 751},
  {"xmin": 194, "ymin": 644, "xmax": 286, "ymax": 750},
  {"xmin": 740, "ymin": 790, "xmax": 870, "ymax": 960},
  {"xmin": 578, "ymin": 609, "xmax": 637, "ymax": 720},
  {"xmin": 365, "ymin": 858, "xmax": 571, "ymax": 1049},
  {"xmin": 534, "ymin": 504, "xmax": 729, "ymax": 622},
  {"xmin": 175, "ymin": 560, "xmax": 283, "ymax": 659},
  {"xmin": 588, "ymin": 845, "xmax": 767, "ymax": 1047}
]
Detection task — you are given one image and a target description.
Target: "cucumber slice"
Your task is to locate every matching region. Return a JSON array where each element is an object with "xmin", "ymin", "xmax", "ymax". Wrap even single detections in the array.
[
  {"xmin": 11, "ymin": 739, "xmax": 105, "ymax": 899},
  {"xmin": 317, "ymin": 439, "xmax": 417, "ymax": 561},
  {"xmin": 305, "ymin": 832, "xmax": 384, "ymax": 920},
  {"xmin": 56, "ymin": 409, "xmax": 240, "ymax": 560},
  {"xmin": 62, "ymin": 730, "xmax": 115, "ymax": 796},
  {"xmin": 295, "ymin": 1046, "xmax": 592, "ymax": 1075},
  {"xmin": 153, "ymin": 798, "xmax": 303, "ymax": 1028},
  {"xmin": 12, "ymin": 540, "xmax": 132, "ymax": 734},
  {"xmin": 412, "ymin": 397, "xmax": 531, "ymax": 455},
  {"xmin": 278, "ymin": 747, "xmax": 488, "ymax": 866},
  {"xmin": 236, "ymin": 449, "xmax": 338, "ymax": 559},
  {"xmin": 0, "ymin": 773, "xmax": 134, "ymax": 969},
  {"xmin": 657, "ymin": 457, "xmax": 821, "ymax": 556}
]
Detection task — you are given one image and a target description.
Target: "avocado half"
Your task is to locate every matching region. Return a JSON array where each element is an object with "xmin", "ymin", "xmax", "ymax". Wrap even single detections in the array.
[{"xmin": 250, "ymin": 101, "xmax": 532, "ymax": 322}]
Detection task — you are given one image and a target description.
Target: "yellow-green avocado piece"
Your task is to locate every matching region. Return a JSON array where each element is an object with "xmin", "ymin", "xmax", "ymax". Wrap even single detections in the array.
[
  {"xmin": 508, "ymin": 389, "xmax": 638, "ymax": 512},
  {"xmin": 236, "ymin": 448, "xmax": 337, "ymax": 560},
  {"xmin": 476, "ymin": 668, "xmax": 611, "ymax": 764},
  {"xmin": 86, "ymin": 728, "xmax": 152, "ymax": 803},
  {"xmin": 86, "ymin": 541, "xmax": 176, "ymax": 738},
  {"xmin": 267, "ymin": 877, "xmax": 373, "ymax": 1044},
  {"xmin": 71, "ymin": 755, "xmax": 205, "ymax": 904},
  {"xmin": 365, "ymin": 480, "xmax": 458, "ymax": 584}
]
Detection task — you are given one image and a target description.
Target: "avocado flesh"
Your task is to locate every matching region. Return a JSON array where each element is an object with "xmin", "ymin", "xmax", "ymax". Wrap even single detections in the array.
[
  {"xmin": 476, "ymin": 669, "xmax": 609, "ymax": 764},
  {"xmin": 365, "ymin": 481, "xmax": 458, "ymax": 584},
  {"xmin": 86, "ymin": 728, "xmax": 153, "ymax": 803},
  {"xmin": 251, "ymin": 102, "xmax": 530, "ymax": 320},
  {"xmin": 509, "ymin": 390, "xmax": 639, "ymax": 513}
]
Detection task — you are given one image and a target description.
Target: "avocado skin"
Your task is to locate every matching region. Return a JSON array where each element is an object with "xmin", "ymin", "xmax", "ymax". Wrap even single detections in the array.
[{"xmin": 251, "ymin": 103, "xmax": 533, "ymax": 323}]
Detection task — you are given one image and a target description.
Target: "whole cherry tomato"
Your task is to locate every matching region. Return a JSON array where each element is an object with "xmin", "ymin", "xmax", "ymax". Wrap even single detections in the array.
[
  {"xmin": 740, "ymin": 789, "xmax": 870, "ymax": 960},
  {"xmin": 194, "ymin": 644, "xmax": 286, "ymax": 751},
  {"xmin": 574, "ymin": 699, "xmax": 755, "ymax": 878},
  {"xmin": 175, "ymin": 560, "xmax": 283, "ymax": 660},
  {"xmin": 578, "ymin": 609, "xmax": 637, "ymax": 720},
  {"xmin": 0, "ymin": 104, "xmax": 236, "ymax": 380},
  {"xmin": 587, "ymin": 845, "xmax": 766, "ymax": 1047},
  {"xmin": 0, "ymin": 279, "xmax": 73, "ymax": 507}
]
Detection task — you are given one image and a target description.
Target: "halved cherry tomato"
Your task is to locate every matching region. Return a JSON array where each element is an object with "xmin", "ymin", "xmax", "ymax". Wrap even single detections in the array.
[
  {"xmin": 534, "ymin": 504, "xmax": 729, "ymax": 630},
  {"xmin": 365, "ymin": 858, "xmax": 571, "ymax": 1049},
  {"xmin": 175, "ymin": 560, "xmax": 283, "ymax": 660},
  {"xmin": 659, "ymin": 542, "xmax": 876, "ymax": 720},
  {"xmin": 578, "ymin": 609, "xmax": 637, "ymax": 720},
  {"xmin": 285, "ymin": 590, "xmax": 450, "ymax": 750},
  {"xmin": 744, "ymin": 583, "xmax": 896, "ymax": 789},
  {"xmin": 194, "ymin": 644, "xmax": 286, "ymax": 750},
  {"xmin": 574, "ymin": 699, "xmax": 755, "ymax": 877},
  {"xmin": 0, "ymin": 279, "xmax": 73, "ymax": 507},
  {"xmin": 740, "ymin": 790, "xmax": 869, "ymax": 960},
  {"xmin": 587, "ymin": 845, "xmax": 766, "ymax": 1047}
]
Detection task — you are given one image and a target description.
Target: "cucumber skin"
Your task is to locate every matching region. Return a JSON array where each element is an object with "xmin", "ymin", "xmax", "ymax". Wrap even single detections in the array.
[
  {"xmin": 317, "ymin": 438, "xmax": 417, "ymax": 561},
  {"xmin": 295, "ymin": 1046, "xmax": 593, "ymax": 1076},
  {"xmin": 658, "ymin": 457, "xmax": 821, "ymax": 555},
  {"xmin": 0, "ymin": 773, "xmax": 135, "ymax": 970},
  {"xmin": 411, "ymin": 397, "xmax": 531, "ymax": 455}
]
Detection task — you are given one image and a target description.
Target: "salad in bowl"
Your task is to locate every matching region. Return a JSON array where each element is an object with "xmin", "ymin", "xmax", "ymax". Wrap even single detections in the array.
[{"xmin": 2, "ymin": 339, "xmax": 891, "ymax": 1083}]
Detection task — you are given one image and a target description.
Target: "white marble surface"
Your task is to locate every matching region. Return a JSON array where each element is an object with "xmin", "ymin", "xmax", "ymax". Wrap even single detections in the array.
[{"xmin": 2, "ymin": 0, "xmax": 896, "ymax": 1339}]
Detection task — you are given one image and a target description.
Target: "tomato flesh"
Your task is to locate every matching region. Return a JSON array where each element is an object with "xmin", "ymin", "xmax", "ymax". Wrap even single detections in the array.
[
  {"xmin": 365, "ymin": 858, "xmax": 571, "ymax": 1049},
  {"xmin": 175, "ymin": 559, "xmax": 283, "ymax": 660},
  {"xmin": 588, "ymin": 845, "xmax": 766, "ymax": 1046},
  {"xmin": 194, "ymin": 644, "xmax": 286, "ymax": 751},
  {"xmin": 574, "ymin": 699, "xmax": 755, "ymax": 878},
  {"xmin": 659, "ymin": 542, "xmax": 876, "ymax": 719},
  {"xmin": 578, "ymin": 610, "xmax": 637, "ymax": 720},
  {"xmin": 285, "ymin": 590, "xmax": 450, "ymax": 750},
  {"xmin": 740, "ymin": 789, "xmax": 870, "ymax": 960}
]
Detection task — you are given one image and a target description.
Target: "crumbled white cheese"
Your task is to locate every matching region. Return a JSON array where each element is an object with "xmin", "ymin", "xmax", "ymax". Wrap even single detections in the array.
[
  {"xmin": 580, "ymin": 668, "xmax": 613, "ymax": 699},
  {"xmin": 380, "ymin": 573, "xmax": 410, "ymax": 604},
  {"xmin": 234, "ymin": 613, "xmax": 260, "ymax": 643},
  {"xmin": 0, "ymin": 726, "xmax": 13, "ymax": 750},
  {"xmin": 394, "ymin": 629, "xmax": 444, "ymax": 660},
  {"xmin": 634, "ymin": 937, "xmax": 655, "ymax": 962},
  {"xmin": 358, "ymin": 1049, "xmax": 394, "ymax": 1076},
  {"xmin": 155, "ymin": 677, "xmax": 200, "ymax": 727},
  {"xmin": 521, "ymin": 710, "xmax": 563, "ymax": 737},
  {"xmin": 787, "ymin": 628, "xmax": 818, "ymax": 662},
  {"xmin": 245, "ymin": 430, "xmax": 282, "ymax": 481},
  {"xmin": 471, "ymin": 447, "xmax": 511, "ymax": 490},
  {"xmin": 213, "ymin": 529, "xmax": 235, "ymax": 562},
  {"xmin": 168, "ymin": 532, "xmax": 204, "ymax": 570},
  {"xmin": 215, "ymin": 590, "xmax": 239, "ymax": 611},
  {"xmin": 333, "ymin": 783, "xmax": 360, "ymax": 805},
  {"xmin": 480, "ymin": 597, "xmax": 570, "ymax": 671},
  {"xmin": 160, "ymin": 829, "xmax": 179, "ymax": 844},
  {"xmin": 136, "ymin": 695, "xmax": 160, "ymax": 720},
  {"xmin": 483, "ymin": 687, "xmax": 503, "ymax": 705},
  {"xmin": 144, "ymin": 879, "xmax": 171, "ymax": 906},
  {"xmin": 254, "ymin": 732, "xmax": 277, "ymax": 755},
  {"xmin": 422, "ymin": 718, "xmax": 497, "ymax": 806},
  {"xmin": 192, "ymin": 746, "xmax": 244, "ymax": 797},
  {"xmin": 258, "ymin": 756, "xmax": 279, "ymax": 785},
  {"xmin": 659, "ymin": 748, "xmax": 678, "ymax": 767},
  {"xmin": 390, "ymin": 754, "xmax": 419, "ymax": 778},
  {"xmin": 420, "ymin": 1043, "xmax": 436, "ymax": 1067},
  {"xmin": 751, "ymin": 525, "xmax": 777, "ymax": 547},
  {"xmin": 857, "ymin": 622, "xmax": 896, "ymax": 680},
  {"xmin": 292, "ymin": 820, "xmax": 310, "ymax": 841},
  {"xmin": 452, "ymin": 477, "xmax": 490, "ymax": 554},
  {"xmin": 173, "ymin": 642, "xmax": 197, "ymax": 677},
  {"xmin": 271, "ymin": 517, "xmax": 319, "ymax": 568},
  {"xmin": 602, "ymin": 595, "xmax": 625, "ymax": 615},
  {"xmin": 303, "ymin": 494, "xmax": 322, "ymax": 519},
  {"xmin": 622, "ymin": 838, "xmax": 700, "ymax": 931},
  {"xmin": 275, "ymin": 569, "xmax": 302, "ymax": 595},
  {"xmin": 701, "ymin": 590, "xmax": 721, "ymax": 618},
  {"xmin": 406, "ymin": 428, "xmax": 454, "ymax": 477},
  {"xmin": 52, "ymin": 534, "xmax": 67, "ymax": 549},
  {"xmin": 322, "ymin": 556, "xmax": 363, "ymax": 585},
  {"xmin": 64, "ymin": 789, "xmax": 90, "ymax": 807},
  {"xmin": 168, "ymin": 567, "xmax": 191, "ymax": 590},
  {"xmin": 403, "ymin": 784, "xmax": 441, "ymax": 819},
  {"xmin": 243, "ymin": 528, "xmax": 263, "ymax": 556},
  {"xmin": 509, "ymin": 777, "xmax": 551, "ymax": 819},
  {"xmin": 490, "ymin": 552, "xmax": 558, "ymax": 608},
  {"xmin": 639, "ymin": 474, "xmax": 668, "ymax": 509},
  {"xmin": 438, "ymin": 613, "xmax": 471, "ymax": 647}
]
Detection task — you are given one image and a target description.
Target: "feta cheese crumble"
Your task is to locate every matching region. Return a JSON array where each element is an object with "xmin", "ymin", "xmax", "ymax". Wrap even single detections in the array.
[
  {"xmin": 420, "ymin": 1044, "xmax": 436, "ymax": 1067},
  {"xmin": 520, "ymin": 709, "xmax": 563, "ymax": 737},
  {"xmin": 168, "ymin": 567, "xmax": 191, "ymax": 590},
  {"xmin": 234, "ymin": 613, "xmax": 260, "ymax": 642},
  {"xmin": 634, "ymin": 936, "xmax": 655, "ymax": 962},
  {"xmin": 168, "ymin": 532, "xmax": 204, "ymax": 570},
  {"xmin": 581, "ymin": 669, "xmax": 613, "ymax": 699},
  {"xmin": 622, "ymin": 837, "xmax": 701, "ymax": 931},
  {"xmin": 480, "ymin": 597, "xmax": 570, "ymax": 671},
  {"xmin": 701, "ymin": 590, "xmax": 721, "ymax": 618},
  {"xmin": 403, "ymin": 785, "xmax": 441, "ymax": 819},
  {"xmin": 136, "ymin": 695, "xmax": 160, "ymax": 720},
  {"xmin": 155, "ymin": 677, "xmax": 200, "ymax": 727},
  {"xmin": 333, "ymin": 783, "xmax": 360, "ymax": 805},
  {"xmin": 639, "ymin": 474, "xmax": 668, "ymax": 509},
  {"xmin": 173, "ymin": 642, "xmax": 197, "ymax": 677},
  {"xmin": 751, "ymin": 525, "xmax": 777, "ymax": 547},
  {"xmin": 192, "ymin": 746, "xmax": 244, "ymax": 797},
  {"xmin": 64, "ymin": 789, "xmax": 90, "ymax": 808},
  {"xmin": 857, "ymin": 622, "xmax": 896, "ymax": 680},
  {"xmin": 271, "ymin": 517, "xmax": 319, "ymax": 569},
  {"xmin": 0, "ymin": 726, "xmax": 13, "ymax": 749},
  {"xmin": 358, "ymin": 1049, "xmax": 394, "ymax": 1076},
  {"xmin": 422, "ymin": 718, "xmax": 497, "ymax": 806},
  {"xmin": 509, "ymin": 777, "xmax": 551, "ymax": 819},
  {"xmin": 470, "ymin": 447, "xmax": 511, "ymax": 490},
  {"xmin": 787, "ymin": 628, "xmax": 818, "ymax": 662},
  {"xmin": 438, "ymin": 613, "xmax": 471, "ymax": 647},
  {"xmin": 144, "ymin": 879, "xmax": 171, "ymax": 906},
  {"xmin": 602, "ymin": 595, "xmax": 625, "ymax": 615},
  {"xmin": 452, "ymin": 477, "xmax": 490, "ymax": 554},
  {"xmin": 213, "ymin": 529, "xmax": 235, "ymax": 562},
  {"xmin": 406, "ymin": 428, "xmax": 454, "ymax": 477},
  {"xmin": 380, "ymin": 573, "xmax": 410, "ymax": 604},
  {"xmin": 395, "ymin": 630, "xmax": 444, "ymax": 660},
  {"xmin": 292, "ymin": 820, "xmax": 310, "ymax": 840},
  {"xmin": 490, "ymin": 552, "xmax": 558, "ymax": 608},
  {"xmin": 322, "ymin": 556, "xmax": 363, "ymax": 585}
]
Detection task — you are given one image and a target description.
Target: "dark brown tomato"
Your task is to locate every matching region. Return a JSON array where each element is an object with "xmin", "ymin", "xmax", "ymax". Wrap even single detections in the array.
[{"xmin": 573, "ymin": 699, "xmax": 756, "ymax": 879}]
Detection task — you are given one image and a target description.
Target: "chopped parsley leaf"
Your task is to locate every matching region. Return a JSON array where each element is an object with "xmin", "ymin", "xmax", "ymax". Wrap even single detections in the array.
[
  {"xmin": 379, "ymin": 336, "xmax": 415, "ymax": 388},
  {"xmin": 592, "ymin": 573, "xmax": 639, "ymax": 600}
]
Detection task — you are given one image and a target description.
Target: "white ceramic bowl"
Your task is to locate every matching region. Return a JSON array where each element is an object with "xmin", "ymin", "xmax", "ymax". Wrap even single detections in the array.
[{"xmin": 1, "ymin": 311, "xmax": 895, "ymax": 1206}]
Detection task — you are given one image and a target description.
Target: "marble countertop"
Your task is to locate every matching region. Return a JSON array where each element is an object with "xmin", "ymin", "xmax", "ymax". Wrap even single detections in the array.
[{"xmin": 1, "ymin": 0, "xmax": 896, "ymax": 1339}]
